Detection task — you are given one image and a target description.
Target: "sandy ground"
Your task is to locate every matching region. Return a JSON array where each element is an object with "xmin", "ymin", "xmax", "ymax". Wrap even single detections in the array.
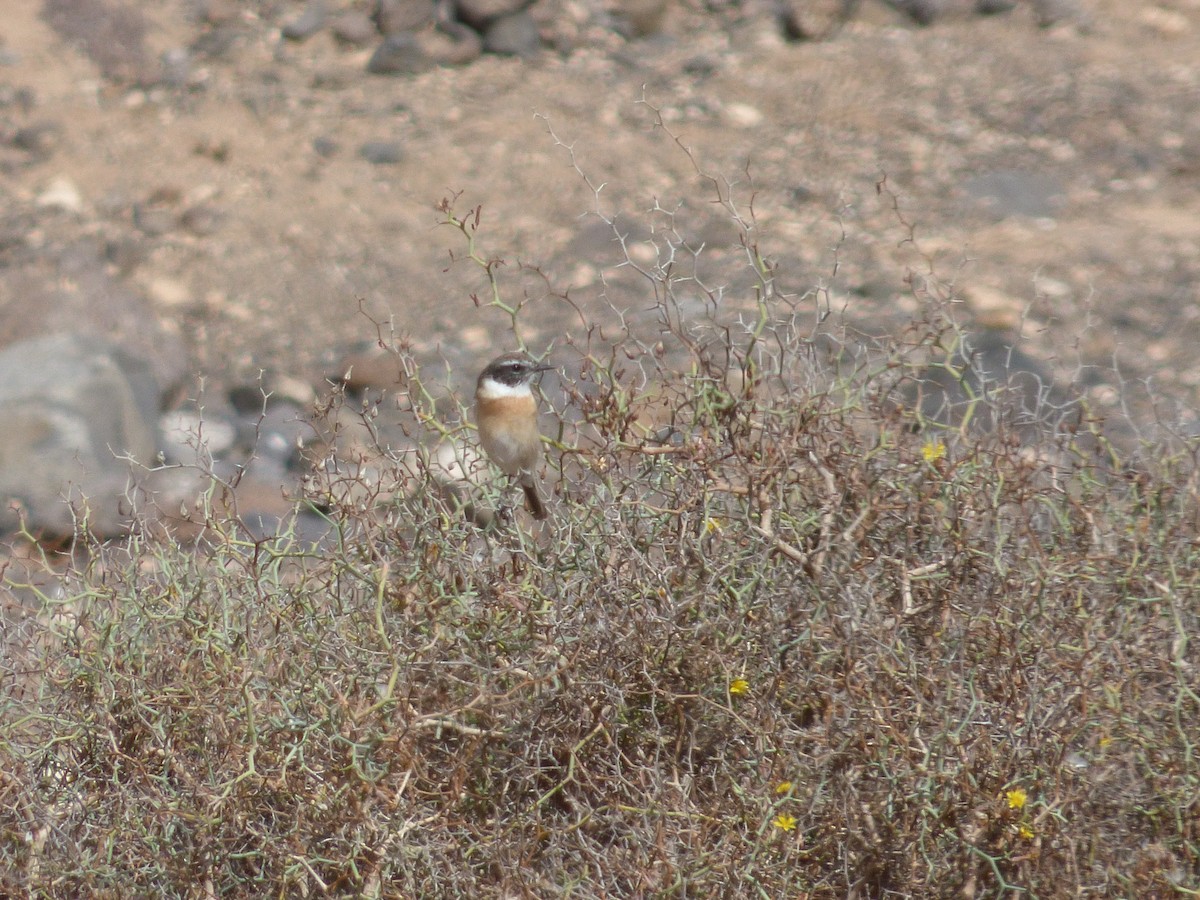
[{"xmin": 1, "ymin": 0, "xmax": 1198, "ymax": 439}]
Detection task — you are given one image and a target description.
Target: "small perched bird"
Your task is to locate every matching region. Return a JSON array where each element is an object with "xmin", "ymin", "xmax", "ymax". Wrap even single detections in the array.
[{"xmin": 474, "ymin": 351, "xmax": 553, "ymax": 519}]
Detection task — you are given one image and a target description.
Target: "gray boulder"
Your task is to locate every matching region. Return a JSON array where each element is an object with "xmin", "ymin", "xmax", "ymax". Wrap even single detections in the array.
[{"xmin": 0, "ymin": 333, "xmax": 159, "ymax": 538}]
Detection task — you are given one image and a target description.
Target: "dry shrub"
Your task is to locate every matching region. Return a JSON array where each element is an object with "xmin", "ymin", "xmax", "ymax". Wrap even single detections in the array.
[{"xmin": 2, "ymin": 129, "xmax": 1198, "ymax": 898}]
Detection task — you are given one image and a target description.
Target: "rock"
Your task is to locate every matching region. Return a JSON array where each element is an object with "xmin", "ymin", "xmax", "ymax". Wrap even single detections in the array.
[
  {"xmin": 281, "ymin": 0, "xmax": 327, "ymax": 41},
  {"xmin": 961, "ymin": 170, "xmax": 1066, "ymax": 220},
  {"xmin": 145, "ymin": 276, "xmax": 193, "ymax": 310},
  {"xmin": 359, "ymin": 140, "xmax": 405, "ymax": 164},
  {"xmin": 0, "ymin": 333, "xmax": 159, "ymax": 539},
  {"xmin": 159, "ymin": 407, "xmax": 238, "ymax": 463},
  {"xmin": 179, "ymin": 204, "xmax": 225, "ymax": 236},
  {"xmin": 456, "ymin": 0, "xmax": 531, "ymax": 30},
  {"xmin": 885, "ymin": 0, "xmax": 943, "ymax": 25},
  {"xmin": 35, "ymin": 176, "xmax": 84, "ymax": 214},
  {"xmin": 132, "ymin": 187, "xmax": 183, "ymax": 235},
  {"xmin": 0, "ymin": 239, "xmax": 189, "ymax": 397},
  {"xmin": 190, "ymin": 24, "xmax": 241, "ymax": 60},
  {"xmin": 422, "ymin": 22, "xmax": 484, "ymax": 65},
  {"xmin": 614, "ymin": 0, "xmax": 670, "ymax": 38},
  {"xmin": 228, "ymin": 373, "xmax": 315, "ymax": 415},
  {"xmin": 375, "ymin": 0, "xmax": 437, "ymax": 34},
  {"xmin": 777, "ymin": 0, "xmax": 851, "ymax": 40},
  {"xmin": 329, "ymin": 346, "xmax": 405, "ymax": 394},
  {"xmin": 482, "ymin": 11, "xmax": 541, "ymax": 56},
  {"xmin": 723, "ymin": 102, "xmax": 763, "ymax": 129},
  {"xmin": 366, "ymin": 32, "xmax": 431, "ymax": 74},
  {"xmin": 331, "ymin": 11, "xmax": 379, "ymax": 45},
  {"xmin": 312, "ymin": 135, "xmax": 340, "ymax": 158},
  {"xmin": 41, "ymin": 0, "xmax": 154, "ymax": 84},
  {"xmin": 10, "ymin": 122, "xmax": 61, "ymax": 158},
  {"xmin": 1033, "ymin": 0, "xmax": 1084, "ymax": 27},
  {"xmin": 199, "ymin": 0, "xmax": 239, "ymax": 25},
  {"xmin": 234, "ymin": 400, "xmax": 312, "ymax": 474}
]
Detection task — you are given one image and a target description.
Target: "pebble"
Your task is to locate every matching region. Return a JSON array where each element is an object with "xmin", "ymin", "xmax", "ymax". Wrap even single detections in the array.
[
  {"xmin": 1140, "ymin": 6, "xmax": 1190, "ymax": 37},
  {"xmin": 35, "ymin": 176, "xmax": 83, "ymax": 213},
  {"xmin": 375, "ymin": 0, "xmax": 437, "ymax": 34},
  {"xmin": 159, "ymin": 408, "xmax": 238, "ymax": 462},
  {"xmin": 366, "ymin": 32, "xmax": 431, "ymax": 75},
  {"xmin": 11, "ymin": 123, "xmax": 60, "ymax": 157},
  {"xmin": 180, "ymin": 204, "xmax": 224, "ymax": 236},
  {"xmin": 359, "ymin": 140, "xmax": 405, "ymax": 165},
  {"xmin": 331, "ymin": 11, "xmax": 378, "ymax": 46},
  {"xmin": 456, "ymin": 0, "xmax": 532, "ymax": 30},
  {"xmin": 312, "ymin": 135, "xmax": 340, "ymax": 158},
  {"xmin": 723, "ymin": 102, "xmax": 763, "ymax": 129},
  {"xmin": 483, "ymin": 11, "xmax": 542, "ymax": 56},
  {"xmin": 281, "ymin": 0, "xmax": 327, "ymax": 41},
  {"xmin": 422, "ymin": 22, "xmax": 484, "ymax": 66},
  {"xmin": 146, "ymin": 276, "xmax": 193, "ymax": 309}
]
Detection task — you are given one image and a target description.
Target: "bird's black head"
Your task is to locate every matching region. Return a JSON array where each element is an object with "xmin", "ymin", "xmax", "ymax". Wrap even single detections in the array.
[{"xmin": 479, "ymin": 352, "xmax": 552, "ymax": 388}]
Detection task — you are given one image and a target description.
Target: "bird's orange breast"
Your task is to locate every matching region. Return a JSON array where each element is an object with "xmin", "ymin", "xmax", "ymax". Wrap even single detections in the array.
[{"xmin": 476, "ymin": 393, "xmax": 541, "ymax": 474}]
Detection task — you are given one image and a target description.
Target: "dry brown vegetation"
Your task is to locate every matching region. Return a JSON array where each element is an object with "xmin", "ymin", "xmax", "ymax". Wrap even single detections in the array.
[{"xmin": 2, "ymin": 159, "xmax": 1198, "ymax": 898}]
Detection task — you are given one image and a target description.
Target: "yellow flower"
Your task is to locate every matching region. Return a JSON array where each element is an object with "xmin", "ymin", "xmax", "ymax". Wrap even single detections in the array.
[
  {"xmin": 772, "ymin": 813, "xmax": 797, "ymax": 832},
  {"xmin": 1018, "ymin": 824, "xmax": 1035, "ymax": 840},
  {"xmin": 774, "ymin": 781, "xmax": 793, "ymax": 794},
  {"xmin": 1005, "ymin": 788, "xmax": 1028, "ymax": 810},
  {"xmin": 921, "ymin": 440, "xmax": 946, "ymax": 463},
  {"xmin": 703, "ymin": 516, "xmax": 723, "ymax": 534},
  {"xmin": 729, "ymin": 678, "xmax": 750, "ymax": 696}
]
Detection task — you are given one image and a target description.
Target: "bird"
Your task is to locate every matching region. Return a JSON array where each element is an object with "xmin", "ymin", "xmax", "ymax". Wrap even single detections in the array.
[{"xmin": 474, "ymin": 351, "xmax": 553, "ymax": 520}]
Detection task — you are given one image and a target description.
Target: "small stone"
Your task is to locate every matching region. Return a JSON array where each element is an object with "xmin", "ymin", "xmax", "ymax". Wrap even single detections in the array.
[
  {"xmin": 35, "ymin": 176, "xmax": 83, "ymax": 213},
  {"xmin": 200, "ymin": 0, "xmax": 239, "ymax": 25},
  {"xmin": 888, "ymin": 0, "xmax": 943, "ymax": 25},
  {"xmin": 421, "ymin": 21, "xmax": 483, "ymax": 66},
  {"xmin": 312, "ymin": 135, "xmax": 340, "ymax": 158},
  {"xmin": 105, "ymin": 237, "xmax": 149, "ymax": 275},
  {"xmin": 359, "ymin": 140, "xmax": 404, "ymax": 164},
  {"xmin": 1139, "ymin": 6, "xmax": 1189, "ymax": 37},
  {"xmin": 375, "ymin": 0, "xmax": 437, "ymax": 34},
  {"xmin": 615, "ymin": 0, "xmax": 670, "ymax": 37},
  {"xmin": 11, "ymin": 122, "xmax": 60, "ymax": 157},
  {"xmin": 482, "ymin": 11, "xmax": 541, "ymax": 56},
  {"xmin": 331, "ymin": 11, "xmax": 378, "ymax": 45},
  {"xmin": 180, "ymin": 204, "xmax": 224, "ymax": 236},
  {"xmin": 724, "ymin": 102, "xmax": 763, "ymax": 128},
  {"xmin": 281, "ymin": 0, "xmax": 327, "ymax": 41},
  {"xmin": 159, "ymin": 408, "xmax": 237, "ymax": 462},
  {"xmin": 964, "ymin": 285, "xmax": 1022, "ymax": 329},
  {"xmin": 158, "ymin": 47, "xmax": 194, "ymax": 88},
  {"xmin": 682, "ymin": 55, "xmax": 718, "ymax": 77},
  {"xmin": 146, "ymin": 276, "xmax": 192, "ymax": 309},
  {"xmin": 330, "ymin": 347, "xmax": 405, "ymax": 393},
  {"xmin": 1033, "ymin": 0, "xmax": 1084, "ymax": 27},
  {"xmin": 366, "ymin": 32, "xmax": 431, "ymax": 74},
  {"xmin": 456, "ymin": 0, "xmax": 531, "ymax": 30},
  {"xmin": 1033, "ymin": 275, "xmax": 1071, "ymax": 299},
  {"xmin": 133, "ymin": 201, "xmax": 177, "ymax": 236},
  {"xmin": 191, "ymin": 24, "xmax": 241, "ymax": 60},
  {"xmin": 778, "ymin": 0, "xmax": 849, "ymax": 40}
]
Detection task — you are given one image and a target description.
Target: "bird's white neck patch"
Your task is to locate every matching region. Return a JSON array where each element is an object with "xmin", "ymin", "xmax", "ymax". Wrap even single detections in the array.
[{"xmin": 477, "ymin": 376, "xmax": 533, "ymax": 400}]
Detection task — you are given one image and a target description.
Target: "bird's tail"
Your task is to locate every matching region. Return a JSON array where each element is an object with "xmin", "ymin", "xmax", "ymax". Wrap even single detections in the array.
[{"xmin": 522, "ymin": 479, "xmax": 548, "ymax": 520}]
